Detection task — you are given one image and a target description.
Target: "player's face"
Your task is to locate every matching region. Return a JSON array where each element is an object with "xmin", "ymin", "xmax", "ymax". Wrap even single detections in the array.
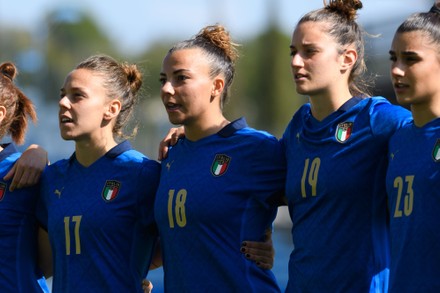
[
  {"xmin": 159, "ymin": 48, "xmax": 217, "ymax": 126},
  {"xmin": 390, "ymin": 31, "xmax": 440, "ymax": 107},
  {"xmin": 59, "ymin": 68, "xmax": 110, "ymax": 141},
  {"xmin": 290, "ymin": 21, "xmax": 345, "ymax": 97}
]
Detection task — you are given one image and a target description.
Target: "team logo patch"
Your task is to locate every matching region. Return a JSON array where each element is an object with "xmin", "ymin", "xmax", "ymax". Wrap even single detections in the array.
[
  {"xmin": 335, "ymin": 122, "xmax": 354, "ymax": 143},
  {"xmin": 0, "ymin": 182, "xmax": 6, "ymax": 201},
  {"xmin": 211, "ymin": 154, "xmax": 231, "ymax": 177},
  {"xmin": 432, "ymin": 139, "xmax": 440, "ymax": 162},
  {"xmin": 102, "ymin": 180, "xmax": 121, "ymax": 202}
]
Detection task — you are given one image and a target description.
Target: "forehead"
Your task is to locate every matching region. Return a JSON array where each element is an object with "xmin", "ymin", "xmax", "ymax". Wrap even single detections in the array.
[
  {"xmin": 63, "ymin": 68, "xmax": 104, "ymax": 89},
  {"xmin": 291, "ymin": 21, "xmax": 333, "ymax": 45},
  {"xmin": 162, "ymin": 48, "xmax": 208, "ymax": 70},
  {"xmin": 391, "ymin": 31, "xmax": 438, "ymax": 52}
]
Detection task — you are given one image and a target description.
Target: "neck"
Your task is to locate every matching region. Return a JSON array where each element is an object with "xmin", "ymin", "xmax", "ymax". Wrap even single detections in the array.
[
  {"xmin": 308, "ymin": 86, "xmax": 353, "ymax": 121},
  {"xmin": 75, "ymin": 137, "xmax": 117, "ymax": 167},
  {"xmin": 411, "ymin": 101, "xmax": 440, "ymax": 127},
  {"xmin": 184, "ymin": 115, "xmax": 230, "ymax": 141}
]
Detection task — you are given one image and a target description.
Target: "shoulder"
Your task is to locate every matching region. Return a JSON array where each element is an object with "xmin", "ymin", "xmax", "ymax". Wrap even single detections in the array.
[
  {"xmin": 366, "ymin": 96, "xmax": 412, "ymax": 136},
  {"xmin": 234, "ymin": 127, "xmax": 284, "ymax": 165},
  {"xmin": 365, "ymin": 97, "xmax": 412, "ymax": 125},
  {"xmin": 45, "ymin": 158, "xmax": 70, "ymax": 172},
  {"xmin": 117, "ymin": 150, "xmax": 160, "ymax": 173},
  {"xmin": 236, "ymin": 127, "xmax": 281, "ymax": 150},
  {"xmin": 368, "ymin": 97, "xmax": 410, "ymax": 117}
]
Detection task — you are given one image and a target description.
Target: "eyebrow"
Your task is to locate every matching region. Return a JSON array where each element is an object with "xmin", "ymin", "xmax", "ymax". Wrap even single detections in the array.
[
  {"xmin": 160, "ymin": 69, "xmax": 191, "ymax": 76},
  {"xmin": 389, "ymin": 50, "xmax": 418, "ymax": 56}
]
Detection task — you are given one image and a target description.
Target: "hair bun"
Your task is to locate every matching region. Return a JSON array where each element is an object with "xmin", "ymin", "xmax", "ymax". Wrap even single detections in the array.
[{"xmin": 430, "ymin": 4, "xmax": 440, "ymax": 14}]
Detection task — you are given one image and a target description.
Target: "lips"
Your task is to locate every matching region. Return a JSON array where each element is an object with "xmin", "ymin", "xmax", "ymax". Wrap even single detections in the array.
[
  {"xmin": 294, "ymin": 72, "xmax": 308, "ymax": 81},
  {"xmin": 393, "ymin": 81, "xmax": 409, "ymax": 91},
  {"xmin": 59, "ymin": 115, "xmax": 73, "ymax": 124},
  {"xmin": 164, "ymin": 102, "xmax": 182, "ymax": 112}
]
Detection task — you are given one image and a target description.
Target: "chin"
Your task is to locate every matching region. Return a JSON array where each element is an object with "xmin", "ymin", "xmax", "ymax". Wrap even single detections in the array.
[
  {"xmin": 60, "ymin": 132, "xmax": 74, "ymax": 141},
  {"xmin": 167, "ymin": 115, "xmax": 184, "ymax": 126},
  {"xmin": 294, "ymin": 85, "xmax": 310, "ymax": 96},
  {"xmin": 395, "ymin": 96, "xmax": 413, "ymax": 107}
]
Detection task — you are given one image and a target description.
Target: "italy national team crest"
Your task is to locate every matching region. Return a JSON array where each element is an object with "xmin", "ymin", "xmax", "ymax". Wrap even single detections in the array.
[
  {"xmin": 211, "ymin": 154, "xmax": 231, "ymax": 177},
  {"xmin": 102, "ymin": 180, "xmax": 121, "ymax": 202},
  {"xmin": 0, "ymin": 182, "xmax": 6, "ymax": 201},
  {"xmin": 432, "ymin": 139, "xmax": 440, "ymax": 162},
  {"xmin": 335, "ymin": 122, "xmax": 354, "ymax": 143}
]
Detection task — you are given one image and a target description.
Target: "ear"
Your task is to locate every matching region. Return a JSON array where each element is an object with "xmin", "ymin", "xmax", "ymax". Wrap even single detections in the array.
[
  {"xmin": 0, "ymin": 106, "xmax": 6, "ymax": 124},
  {"xmin": 340, "ymin": 47, "xmax": 358, "ymax": 71},
  {"xmin": 211, "ymin": 76, "xmax": 225, "ymax": 99},
  {"xmin": 103, "ymin": 99, "xmax": 122, "ymax": 121}
]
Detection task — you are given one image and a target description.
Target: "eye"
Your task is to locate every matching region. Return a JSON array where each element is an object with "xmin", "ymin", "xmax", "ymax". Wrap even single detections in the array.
[
  {"xmin": 159, "ymin": 77, "xmax": 166, "ymax": 86},
  {"xmin": 177, "ymin": 75, "xmax": 188, "ymax": 82},
  {"xmin": 404, "ymin": 56, "xmax": 419, "ymax": 63},
  {"xmin": 389, "ymin": 55, "xmax": 397, "ymax": 62},
  {"xmin": 305, "ymin": 48, "xmax": 318, "ymax": 56}
]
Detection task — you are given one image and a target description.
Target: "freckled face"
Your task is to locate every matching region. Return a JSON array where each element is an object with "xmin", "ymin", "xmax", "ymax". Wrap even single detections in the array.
[
  {"xmin": 390, "ymin": 31, "xmax": 440, "ymax": 107},
  {"xmin": 159, "ymin": 48, "xmax": 216, "ymax": 126}
]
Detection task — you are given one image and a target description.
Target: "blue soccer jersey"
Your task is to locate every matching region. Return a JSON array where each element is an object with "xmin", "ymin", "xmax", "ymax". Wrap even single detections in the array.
[
  {"xmin": 154, "ymin": 117, "xmax": 286, "ymax": 292},
  {"xmin": 386, "ymin": 118, "xmax": 440, "ymax": 293},
  {"xmin": 282, "ymin": 97, "xmax": 411, "ymax": 292},
  {"xmin": 37, "ymin": 141, "xmax": 160, "ymax": 293},
  {"xmin": 0, "ymin": 143, "xmax": 45, "ymax": 293}
]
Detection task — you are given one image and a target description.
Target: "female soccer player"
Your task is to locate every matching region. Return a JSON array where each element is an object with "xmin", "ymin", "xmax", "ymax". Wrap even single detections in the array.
[
  {"xmin": 387, "ymin": 2, "xmax": 440, "ymax": 291},
  {"xmin": 0, "ymin": 61, "xmax": 49, "ymax": 293},
  {"xmin": 154, "ymin": 24, "xmax": 286, "ymax": 292},
  {"xmin": 158, "ymin": 2, "xmax": 412, "ymax": 291},
  {"xmin": 36, "ymin": 54, "xmax": 160, "ymax": 292},
  {"xmin": 278, "ymin": 1, "xmax": 412, "ymax": 291}
]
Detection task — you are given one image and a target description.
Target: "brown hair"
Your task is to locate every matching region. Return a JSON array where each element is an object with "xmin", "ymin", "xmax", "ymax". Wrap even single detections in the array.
[
  {"xmin": 0, "ymin": 62, "xmax": 37, "ymax": 145},
  {"xmin": 75, "ymin": 54, "xmax": 143, "ymax": 140},
  {"xmin": 168, "ymin": 24, "xmax": 240, "ymax": 108},
  {"xmin": 298, "ymin": 0, "xmax": 372, "ymax": 97},
  {"xmin": 395, "ymin": 4, "xmax": 440, "ymax": 49}
]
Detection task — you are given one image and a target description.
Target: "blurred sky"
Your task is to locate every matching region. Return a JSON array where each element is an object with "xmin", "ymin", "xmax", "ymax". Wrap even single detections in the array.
[
  {"xmin": 0, "ymin": 0, "xmax": 431, "ymax": 56},
  {"xmin": 0, "ymin": 0, "xmax": 432, "ymax": 162}
]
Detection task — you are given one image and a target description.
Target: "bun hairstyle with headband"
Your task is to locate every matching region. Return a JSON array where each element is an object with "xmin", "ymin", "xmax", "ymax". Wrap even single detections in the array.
[
  {"xmin": 298, "ymin": 0, "xmax": 372, "ymax": 98},
  {"xmin": 0, "ymin": 62, "xmax": 37, "ymax": 145},
  {"xmin": 168, "ymin": 24, "xmax": 240, "ymax": 108}
]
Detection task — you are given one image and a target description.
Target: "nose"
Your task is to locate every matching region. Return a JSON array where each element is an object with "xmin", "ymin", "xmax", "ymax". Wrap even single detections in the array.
[
  {"xmin": 390, "ymin": 62, "xmax": 404, "ymax": 78},
  {"xmin": 161, "ymin": 81, "xmax": 175, "ymax": 97},
  {"xmin": 291, "ymin": 53, "xmax": 304, "ymax": 68},
  {"xmin": 59, "ymin": 95, "xmax": 70, "ymax": 109}
]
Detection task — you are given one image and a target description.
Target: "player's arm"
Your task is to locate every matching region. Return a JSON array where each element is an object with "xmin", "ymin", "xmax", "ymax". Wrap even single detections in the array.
[
  {"xmin": 38, "ymin": 226, "xmax": 53, "ymax": 278},
  {"xmin": 240, "ymin": 228, "xmax": 275, "ymax": 270},
  {"xmin": 141, "ymin": 240, "xmax": 162, "ymax": 293},
  {"xmin": 150, "ymin": 238, "xmax": 163, "ymax": 269},
  {"xmin": 3, "ymin": 144, "xmax": 48, "ymax": 191},
  {"xmin": 158, "ymin": 127, "xmax": 185, "ymax": 161}
]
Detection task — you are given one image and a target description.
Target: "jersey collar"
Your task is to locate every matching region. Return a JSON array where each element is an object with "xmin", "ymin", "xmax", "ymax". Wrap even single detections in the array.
[
  {"xmin": 338, "ymin": 96, "xmax": 363, "ymax": 112},
  {"xmin": 218, "ymin": 117, "xmax": 248, "ymax": 138},
  {"xmin": 70, "ymin": 140, "xmax": 133, "ymax": 162},
  {"xmin": 0, "ymin": 143, "xmax": 17, "ymax": 162},
  {"xmin": 106, "ymin": 140, "xmax": 133, "ymax": 158}
]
